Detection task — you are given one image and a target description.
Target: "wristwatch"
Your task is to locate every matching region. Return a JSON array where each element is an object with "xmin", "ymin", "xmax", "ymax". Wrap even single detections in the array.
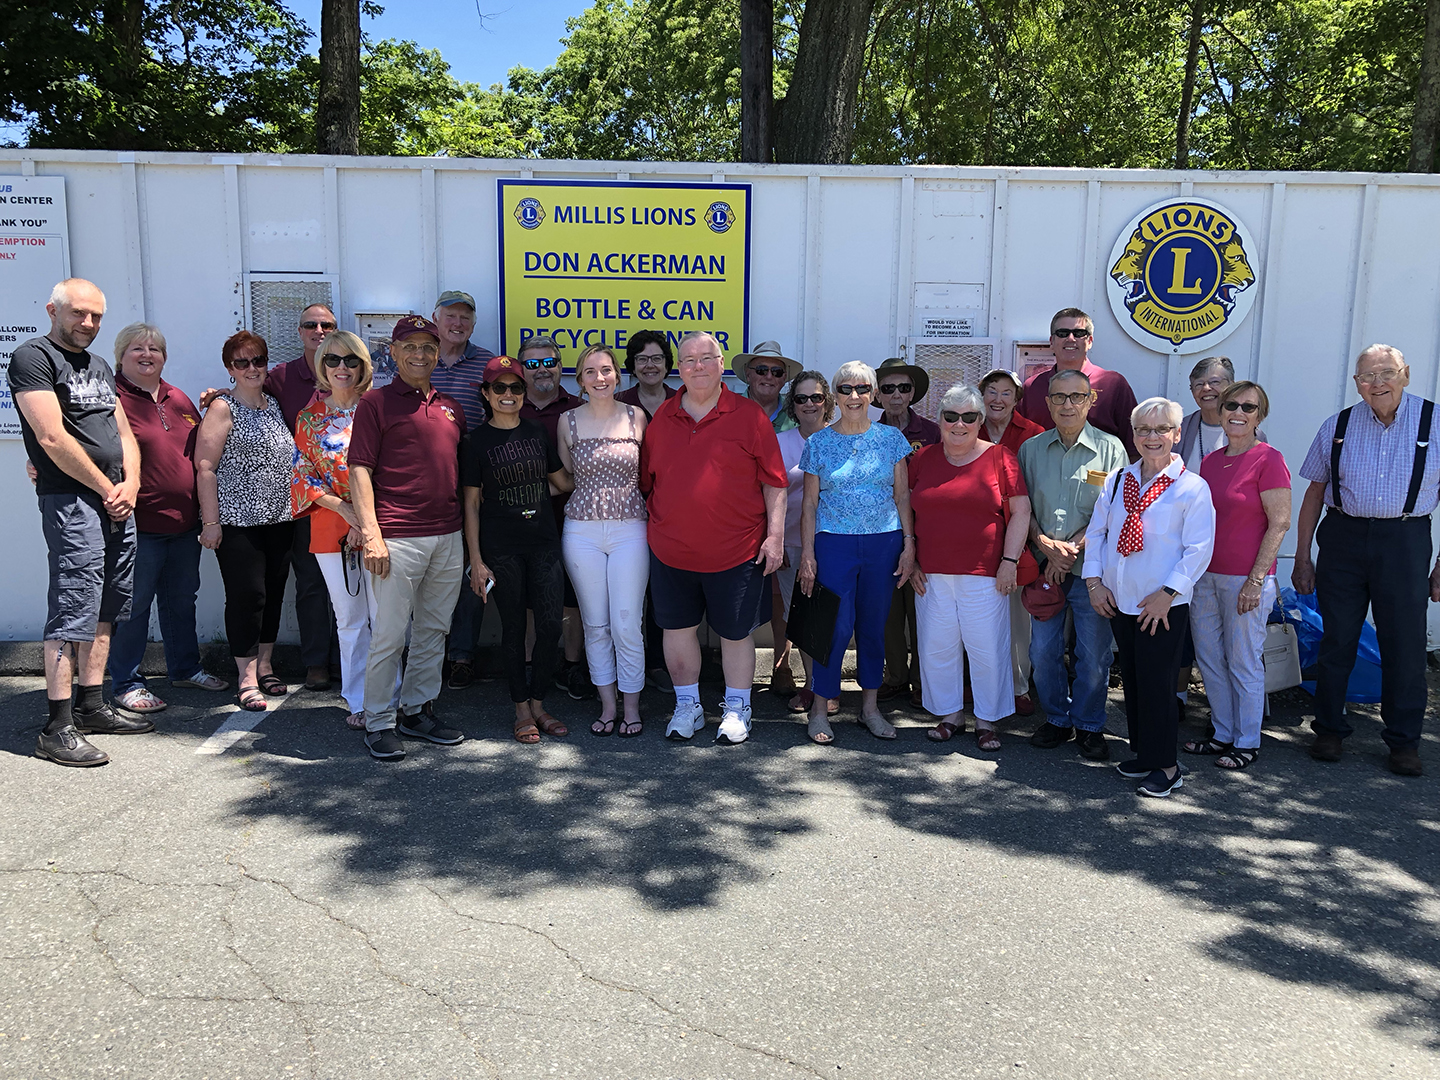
[{"xmin": 1161, "ymin": 586, "xmax": 1179, "ymax": 597}]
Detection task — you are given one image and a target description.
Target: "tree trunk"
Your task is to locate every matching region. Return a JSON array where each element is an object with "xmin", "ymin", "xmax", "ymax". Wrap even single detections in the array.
[
  {"xmin": 317, "ymin": 0, "xmax": 361, "ymax": 156},
  {"xmin": 740, "ymin": 0, "xmax": 775, "ymax": 162},
  {"xmin": 101, "ymin": 0, "xmax": 146, "ymax": 149},
  {"xmin": 1410, "ymin": 0, "xmax": 1440, "ymax": 172},
  {"xmin": 1175, "ymin": 0, "xmax": 1205, "ymax": 169},
  {"xmin": 774, "ymin": 0, "xmax": 874, "ymax": 164}
]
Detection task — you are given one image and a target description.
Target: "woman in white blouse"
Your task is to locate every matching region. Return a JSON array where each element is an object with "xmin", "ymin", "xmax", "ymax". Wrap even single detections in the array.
[{"xmin": 1083, "ymin": 397, "xmax": 1215, "ymax": 798}]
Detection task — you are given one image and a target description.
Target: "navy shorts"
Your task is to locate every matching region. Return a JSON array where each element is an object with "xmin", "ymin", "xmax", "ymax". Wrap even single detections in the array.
[
  {"xmin": 40, "ymin": 491, "xmax": 136, "ymax": 641},
  {"xmin": 650, "ymin": 553, "xmax": 769, "ymax": 641}
]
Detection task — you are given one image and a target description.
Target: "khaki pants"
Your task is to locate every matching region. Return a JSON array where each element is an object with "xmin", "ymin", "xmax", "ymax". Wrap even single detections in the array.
[
  {"xmin": 363, "ymin": 531, "xmax": 463, "ymax": 732},
  {"xmin": 882, "ymin": 583, "xmax": 920, "ymax": 691}
]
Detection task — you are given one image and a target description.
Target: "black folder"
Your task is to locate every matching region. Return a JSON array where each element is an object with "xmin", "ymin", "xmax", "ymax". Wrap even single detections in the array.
[{"xmin": 787, "ymin": 578, "xmax": 842, "ymax": 662}]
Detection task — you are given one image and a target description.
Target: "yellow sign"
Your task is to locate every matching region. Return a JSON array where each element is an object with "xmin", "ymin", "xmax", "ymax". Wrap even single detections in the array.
[{"xmin": 497, "ymin": 179, "xmax": 751, "ymax": 365}]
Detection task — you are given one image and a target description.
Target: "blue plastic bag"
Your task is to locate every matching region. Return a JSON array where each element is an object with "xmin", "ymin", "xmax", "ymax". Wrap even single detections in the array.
[{"xmin": 1273, "ymin": 587, "xmax": 1382, "ymax": 703}]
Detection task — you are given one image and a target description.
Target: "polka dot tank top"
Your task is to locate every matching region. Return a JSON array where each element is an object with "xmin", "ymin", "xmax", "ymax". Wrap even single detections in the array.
[{"xmin": 564, "ymin": 406, "xmax": 648, "ymax": 522}]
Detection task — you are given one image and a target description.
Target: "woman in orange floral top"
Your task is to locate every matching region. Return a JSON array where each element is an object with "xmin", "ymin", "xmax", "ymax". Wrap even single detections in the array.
[{"xmin": 292, "ymin": 331, "xmax": 378, "ymax": 728}]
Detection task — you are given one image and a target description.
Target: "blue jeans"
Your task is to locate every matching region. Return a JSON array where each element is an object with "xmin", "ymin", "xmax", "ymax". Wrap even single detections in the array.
[
  {"xmin": 108, "ymin": 529, "xmax": 204, "ymax": 695},
  {"xmin": 1028, "ymin": 574, "xmax": 1110, "ymax": 732},
  {"xmin": 812, "ymin": 530, "xmax": 904, "ymax": 700}
]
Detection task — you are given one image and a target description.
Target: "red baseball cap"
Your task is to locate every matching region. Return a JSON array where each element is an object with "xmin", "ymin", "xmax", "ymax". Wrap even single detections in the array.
[
  {"xmin": 391, "ymin": 314, "xmax": 440, "ymax": 342},
  {"xmin": 483, "ymin": 355, "xmax": 521, "ymax": 383}
]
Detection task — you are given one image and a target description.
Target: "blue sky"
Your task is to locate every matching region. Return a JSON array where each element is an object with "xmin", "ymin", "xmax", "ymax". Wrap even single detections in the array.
[{"xmin": 299, "ymin": 0, "xmax": 587, "ymax": 88}]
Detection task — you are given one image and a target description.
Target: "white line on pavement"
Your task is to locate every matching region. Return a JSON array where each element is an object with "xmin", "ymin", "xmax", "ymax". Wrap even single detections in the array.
[{"xmin": 194, "ymin": 691, "xmax": 296, "ymax": 755}]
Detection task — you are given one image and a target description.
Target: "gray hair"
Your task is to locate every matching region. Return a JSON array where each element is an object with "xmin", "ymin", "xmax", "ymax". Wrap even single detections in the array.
[
  {"xmin": 1048, "ymin": 367, "xmax": 1091, "ymax": 391},
  {"xmin": 518, "ymin": 334, "xmax": 562, "ymax": 360},
  {"xmin": 1188, "ymin": 355, "xmax": 1234, "ymax": 383},
  {"xmin": 1131, "ymin": 396, "xmax": 1183, "ymax": 430},
  {"xmin": 1357, "ymin": 343, "xmax": 1405, "ymax": 370},
  {"xmin": 939, "ymin": 384, "xmax": 984, "ymax": 414},
  {"xmin": 49, "ymin": 277, "xmax": 106, "ymax": 313},
  {"xmin": 678, "ymin": 330, "xmax": 721, "ymax": 358},
  {"xmin": 112, "ymin": 322, "xmax": 166, "ymax": 365},
  {"xmin": 832, "ymin": 361, "xmax": 877, "ymax": 394}
]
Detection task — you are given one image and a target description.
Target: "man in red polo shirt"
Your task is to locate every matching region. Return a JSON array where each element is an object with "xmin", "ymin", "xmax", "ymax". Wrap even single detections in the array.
[
  {"xmin": 1016, "ymin": 308, "xmax": 1139, "ymax": 461},
  {"xmin": 640, "ymin": 331, "xmax": 788, "ymax": 745},
  {"xmin": 349, "ymin": 315, "xmax": 468, "ymax": 762}
]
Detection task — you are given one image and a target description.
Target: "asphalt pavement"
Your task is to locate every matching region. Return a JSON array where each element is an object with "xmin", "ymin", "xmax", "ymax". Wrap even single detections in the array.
[{"xmin": 1, "ymin": 659, "xmax": 1437, "ymax": 1079}]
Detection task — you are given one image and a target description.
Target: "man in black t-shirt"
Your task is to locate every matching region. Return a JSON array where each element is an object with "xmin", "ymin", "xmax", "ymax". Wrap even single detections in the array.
[{"xmin": 11, "ymin": 278, "xmax": 148, "ymax": 767}]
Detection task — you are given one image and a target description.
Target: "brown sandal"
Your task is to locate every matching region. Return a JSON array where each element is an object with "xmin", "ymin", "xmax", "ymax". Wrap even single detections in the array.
[
  {"xmin": 976, "ymin": 726, "xmax": 1002, "ymax": 752},
  {"xmin": 513, "ymin": 718, "xmax": 540, "ymax": 743},
  {"xmin": 927, "ymin": 720, "xmax": 962, "ymax": 742},
  {"xmin": 533, "ymin": 711, "xmax": 569, "ymax": 738}
]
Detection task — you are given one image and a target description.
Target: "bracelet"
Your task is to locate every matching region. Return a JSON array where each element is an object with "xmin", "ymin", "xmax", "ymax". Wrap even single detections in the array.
[
  {"xmin": 903, "ymin": 534, "xmax": 915, "ymax": 540},
  {"xmin": 1086, "ymin": 580, "xmax": 1102, "ymax": 590},
  {"xmin": 203, "ymin": 520, "xmax": 219, "ymax": 526},
  {"xmin": 1001, "ymin": 555, "xmax": 1018, "ymax": 564}
]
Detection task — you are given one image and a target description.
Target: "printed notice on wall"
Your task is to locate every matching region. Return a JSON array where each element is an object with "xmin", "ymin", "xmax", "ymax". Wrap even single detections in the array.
[
  {"xmin": 0, "ymin": 176, "xmax": 70, "ymax": 438},
  {"xmin": 497, "ymin": 179, "xmax": 750, "ymax": 365}
]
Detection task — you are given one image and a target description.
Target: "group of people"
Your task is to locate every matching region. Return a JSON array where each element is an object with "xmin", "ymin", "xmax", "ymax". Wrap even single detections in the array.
[{"xmin": 12, "ymin": 279, "xmax": 1431, "ymax": 789}]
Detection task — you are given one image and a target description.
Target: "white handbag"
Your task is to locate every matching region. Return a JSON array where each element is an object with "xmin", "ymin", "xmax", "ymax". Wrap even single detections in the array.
[{"xmin": 1263, "ymin": 622, "xmax": 1303, "ymax": 693}]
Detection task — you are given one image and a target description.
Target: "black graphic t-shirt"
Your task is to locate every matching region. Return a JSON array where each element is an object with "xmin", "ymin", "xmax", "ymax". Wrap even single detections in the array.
[
  {"xmin": 461, "ymin": 418, "xmax": 563, "ymax": 557},
  {"xmin": 8, "ymin": 336, "xmax": 123, "ymax": 496}
]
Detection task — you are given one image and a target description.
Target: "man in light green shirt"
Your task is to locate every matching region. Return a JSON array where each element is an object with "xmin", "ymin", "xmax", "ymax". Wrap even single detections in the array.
[{"xmin": 1016, "ymin": 369, "xmax": 1127, "ymax": 760}]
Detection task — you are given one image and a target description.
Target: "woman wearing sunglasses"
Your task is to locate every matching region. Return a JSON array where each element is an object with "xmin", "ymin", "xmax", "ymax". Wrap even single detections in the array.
[
  {"xmin": 1184, "ymin": 381, "xmax": 1289, "ymax": 771},
  {"xmin": 195, "ymin": 332, "xmax": 296, "ymax": 712},
  {"xmin": 797, "ymin": 362, "xmax": 915, "ymax": 743},
  {"xmin": 291, "ymin": 332, "xmax": 381, "ymax": 729},
  {"xmin": 909, "ymin": 386, "xmax": 1031, "ymax": 751},
  {"xmin": 1082, "ymin": 398, "xmax": 1215, "ymax": 797}
]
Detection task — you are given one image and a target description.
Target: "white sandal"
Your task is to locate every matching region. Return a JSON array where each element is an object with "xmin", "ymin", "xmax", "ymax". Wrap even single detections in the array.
[{"xmin": 116, "ymin": 687, "xmax": 168, "ymax": 713}]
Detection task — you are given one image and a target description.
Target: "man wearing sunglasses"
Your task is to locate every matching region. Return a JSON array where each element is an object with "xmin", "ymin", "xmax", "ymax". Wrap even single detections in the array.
[
  {"xmin": 732, "ymin": 341, "xmax": 801, "ymax": 432},
  {"xmin": 1017, "ymin": 308, "xmax": 1139, "ymax": 461},
  {"xmin": 1295, "ymin": 344, "xmax": 1437, "ymax": 777}
]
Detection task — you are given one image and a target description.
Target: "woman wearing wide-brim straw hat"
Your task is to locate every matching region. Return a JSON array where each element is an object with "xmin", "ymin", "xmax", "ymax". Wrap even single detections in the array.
[{"xmin": 732, "ymin": 341, "xmax": 802, "ymax": 433}]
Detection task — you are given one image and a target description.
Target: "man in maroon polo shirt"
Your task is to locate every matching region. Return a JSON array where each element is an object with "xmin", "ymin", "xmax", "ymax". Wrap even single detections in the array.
[
  {"xmin": 349, "ymin": 315, "xmax": 468, "ymax": 762},
  {"xmin": 263, "ymin": 301, "xmax": 339, "ymax": 691},
  {"xmin": 1016, "ymin": 307, "xmax": 1139, "ymax": 461},
  {"xmin": 640, "ymin": 331, "xmax": 788, "ymax": 745}
]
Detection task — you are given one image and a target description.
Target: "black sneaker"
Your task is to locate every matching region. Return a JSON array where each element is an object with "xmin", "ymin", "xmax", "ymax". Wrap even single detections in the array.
[
  {"xmin": 397, "ymin": 701, "xmax": 464, "ymax": 745},
  {"xmin": 365, "ymin": 727, "xmax": 405, "ymax": 760},
  {"xmin": 566, "ymin": 663, "xmax": 596, "ymax": 701},
  {"xmin": 1137, "ymin": 769, "xmax": 1184, "ymax": 798},
  {"xmin": 1076, "ymin": 729, "xmax": 1110, "ymax": 760},
  {"xmin": 1030, "ymin": 721, "xmax": 1075, "ymax": 749},
  {"xmin": 35, "ymin": 725, "xmax": 110, "ymax": 767},
  {"xmin": 447, "ymin": 660, "xmax": 474, "ymax": 690},
  {"xmin": 74, "ymin": 703, "xmax": 155, "ymax": 735}
]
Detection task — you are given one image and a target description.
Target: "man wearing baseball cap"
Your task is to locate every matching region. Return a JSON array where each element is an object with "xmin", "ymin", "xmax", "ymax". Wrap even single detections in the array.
[
  {"xmin": 426, "ymin": 290, "xmax": 496, "ymax": 690},
  {"xmin": 349, "ymin": 315, "xmax": 469, "ymax": 761}
]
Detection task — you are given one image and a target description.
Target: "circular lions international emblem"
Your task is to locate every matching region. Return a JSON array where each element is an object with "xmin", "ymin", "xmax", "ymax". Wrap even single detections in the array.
[
  {"xmin": 1106, "ymin": 197, "xmax": 1257, "ymax": 355},
  {"xmin": 705, "ymin": 201, "xmax": 734, "ymax": 233},
  {"xmin": 514, "ymin": 197, "xmax": 545, "ymax": 230}
]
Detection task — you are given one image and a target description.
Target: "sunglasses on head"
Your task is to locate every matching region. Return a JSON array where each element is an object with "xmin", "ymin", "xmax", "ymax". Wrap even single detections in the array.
[
  {"xmin": 1052, "ymin": 327, "xmax": 1091, "ymax": 339},
  {"xmin": 749, "ymin": 364, "xmax": 787, "ymax": 378},
  {"xmin": 1221, "ymin": 400, "xmax": 1259, "ymax": 414},
  {"xmin": 489, "ymin": 380, "xmax": 526, "ymax": 395},
  {"xmin": 836, "ymin": 384, "xmax": 872, "ymax": 397},
  {"xmin": 523, "ymin": 356, "xmax": 559, "ymax": 369},
  {"xmin": 229, "ymin": 355, "xmax": 268, "ymax": 370},
  {"xmin": 300, "ymin": 320, "xmax": 337, "ymax": 331},
  {"xmin": 942, "ymin": 410, "xmax": 981, "ymax": 424},
  {"xmin": 323, "ymin": 354, "xmax": 362, "ymax": 369},
  {"xmin": 878, "ymin": 383, "xmax": 913, "ymax": 395},
  {"xmin": 792, "ymin": 393, "xmax": 826, "ymax": 405}
]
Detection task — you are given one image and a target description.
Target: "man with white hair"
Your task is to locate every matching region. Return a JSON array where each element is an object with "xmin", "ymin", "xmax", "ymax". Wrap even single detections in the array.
[
  {"xmin": 12, "ymin": 278, "xmax": 148, "ymax": 766},
  {"xmin": 639, "ymin": 331, "xmax": 788, "ymax": 744},
  {"xmin": 1294, "ymin": 344, "xmax": 1437, "ymax": 777}
]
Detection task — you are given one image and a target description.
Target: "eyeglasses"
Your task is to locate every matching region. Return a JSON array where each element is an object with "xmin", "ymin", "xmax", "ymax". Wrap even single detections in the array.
[
  {"xmin": 1221, "ymin": 400, "xmax": 1259, "ymax": 414},
  {"xmin": 1355, "ymin": 368, "xmax": 1402, "ymax": 384},
  {"xmin": 941, "ymin": 410, "xmax": 981, "ymax": 424},
  {"xmin": 323, "ymin": 354, "xmax": 362, "ymax": 369},
  {"xmin": 229, "ymin": 355, "xmax": 268, "ymax": 370},
  {"xmin": 836, "ymin": 384, "xmax": 872, "ymax": 397},
  {"xmin": 396, "ymin": 342, "xmax": 439, "ymax": 358},
  {"xmin": 1052, "ymin": 327, "xmax": 1091, "ymax": 339},
  {"xmin": 489, "ymin": 380, "xmax": 526, "ymax": 395},
  {"xmin": 1134, "ymin": 425, "xmax": 1176, "ymax": 437},
  {"xmin": 1047, "ymin": 391, "xmax": 1093, "ymax": 406},
  {"xmin": 792, "ymin": 393, "xmax": 827, "ymax": 405},
  {"xmin": 749, "ymin": 364, "xmax": 787, "ymax": 378},
  {"xmin": 523, "ymin": 356, "xmax": 559, "ymax": 369},
  {"xmin": 878, "ymin": 383, "xmax": 913, "ymax": 395},
  {"xmin": 300, "ymin": 320, "xmax": 337, "ymax": 332},
  {"xmin": 1190, "ymin": 376, "xmax": 1229, "ymax": 390},
  {"xmin": 634, "ymin": 352, "xmax": 668, "ymax": 365}
]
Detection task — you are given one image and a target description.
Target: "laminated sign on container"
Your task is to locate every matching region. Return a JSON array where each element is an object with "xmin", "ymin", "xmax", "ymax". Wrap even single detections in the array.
[{"xmin": 0, "ymin": 176, "xmax": 70, "ymax": 438}]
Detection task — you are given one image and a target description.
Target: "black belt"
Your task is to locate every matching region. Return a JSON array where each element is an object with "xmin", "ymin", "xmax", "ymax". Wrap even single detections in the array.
[{"xmin": 1327, "ymin": 507, "xmax": 1431, "ymax": 523}]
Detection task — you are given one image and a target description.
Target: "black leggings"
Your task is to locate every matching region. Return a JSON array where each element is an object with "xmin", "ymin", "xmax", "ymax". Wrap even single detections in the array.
[
  {"xmin": 490, "ymin": 545, "xmax": 564, "ymax": 702},
  {"xmin": 214, "ymin": 522, "xmax": 295, "ymax": 658},
  {"xmin": 1112, "ymin": 604, "xmax": 1190, "ymax": 771}
]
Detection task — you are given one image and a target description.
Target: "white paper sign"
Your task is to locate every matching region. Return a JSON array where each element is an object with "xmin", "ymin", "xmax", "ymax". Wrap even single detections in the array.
[{"xmin": 0, "ymin": 176, "xmax": 70, "ymax": 438}]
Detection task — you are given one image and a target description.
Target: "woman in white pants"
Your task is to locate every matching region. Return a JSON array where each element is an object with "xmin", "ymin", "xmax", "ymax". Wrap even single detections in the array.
[
  {"xmin": 291, "ymin": 331, "xmax": 378, "ymax": 729},
  {"xmin": 559, "ymin": 344, "xmax": 651, "ymax": 737},
  {"xmin": 1185, "ymin": 381, "xmax": 1290, "ymax": 770},
  {"xmin": 909, "ymin": 385, "xmax": 1032, "ymax": 751}
]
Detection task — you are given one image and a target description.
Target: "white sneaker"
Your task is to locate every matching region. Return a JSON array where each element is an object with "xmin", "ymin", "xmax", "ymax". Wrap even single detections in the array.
[
  {"xmin": 666, "ymin": 698, "xmax": 705, "ymax": 740},
  {"xmin": 715, "ymin": 699, "xmax": 752, "ymax": 745}
]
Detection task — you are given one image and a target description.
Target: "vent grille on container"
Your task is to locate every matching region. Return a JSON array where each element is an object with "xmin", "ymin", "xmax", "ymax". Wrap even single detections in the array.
[
  {"xmin": 246, "ymin": 277, "xmax": 334, "ymax": 359},
  {"xmin": 904, "ymin": 338, "xmax": 998, "ymax": 420}
]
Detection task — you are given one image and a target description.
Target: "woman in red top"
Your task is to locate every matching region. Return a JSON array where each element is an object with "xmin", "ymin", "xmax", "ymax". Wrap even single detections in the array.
[{"xmin": 910, "ymin": 385, "xmax": 1031, "ymax": 750}]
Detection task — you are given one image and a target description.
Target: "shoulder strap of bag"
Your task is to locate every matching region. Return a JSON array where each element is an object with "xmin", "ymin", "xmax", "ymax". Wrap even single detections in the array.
[
  {"xmin": 1402, "ymin": 398, "xmax": 1434, "ymax": 516},
  {"xmin": 1330, "ymin": 406, "xmax": 1353, "ymax": 514}
]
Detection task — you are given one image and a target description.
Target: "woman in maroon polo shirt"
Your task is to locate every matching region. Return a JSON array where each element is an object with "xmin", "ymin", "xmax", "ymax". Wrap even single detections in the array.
[{"xmin": 107, "ymin": 323, "xmax": 229, "ymax": 713}]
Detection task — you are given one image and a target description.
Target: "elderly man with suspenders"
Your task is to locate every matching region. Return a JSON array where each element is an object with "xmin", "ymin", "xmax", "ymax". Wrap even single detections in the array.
[{"xmin": 1293, "ymin": 344, "xmax": 1438, "ymax": 777}]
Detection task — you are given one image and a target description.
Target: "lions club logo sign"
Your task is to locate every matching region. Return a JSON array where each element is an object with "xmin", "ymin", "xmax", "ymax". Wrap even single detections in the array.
[
  {"xmin": 705, "ymin": 201, "xmax": 734, "ymax": 233},
  {"xmin": 514, "ymin": 197, "xmax": 544, "ymax": 230},
  {"xmin": 1106, "ymin": 198, "xmax": 1257, "ymax": 355}
]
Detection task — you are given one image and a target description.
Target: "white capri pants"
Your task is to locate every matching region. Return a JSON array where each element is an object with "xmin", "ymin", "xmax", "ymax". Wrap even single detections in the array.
[
  {"xmin": 316, "ymin": 549, "xmax": 374, "ymax": 714},
  {"xmin": 916, "ymin": 572, "xmax": 1014, "ymax": 723},
  {"xmin": 562, "ymin": 518, "xmax": 650, "ymax": 693},
  {"xmin": 1190, "ymin": 571, "xmax": 1276, "ymax": 750}
]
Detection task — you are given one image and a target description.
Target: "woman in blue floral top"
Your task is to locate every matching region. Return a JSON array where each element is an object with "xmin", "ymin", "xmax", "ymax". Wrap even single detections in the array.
[{"xmin": 798, "ymin": 361, "xmax": 916, "ymax": 744}]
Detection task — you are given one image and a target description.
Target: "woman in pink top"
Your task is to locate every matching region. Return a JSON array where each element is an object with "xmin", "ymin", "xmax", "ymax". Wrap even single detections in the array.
[{"xmin": 1185, "ymin": 381, "xmax": 1291, "ymax": 769}]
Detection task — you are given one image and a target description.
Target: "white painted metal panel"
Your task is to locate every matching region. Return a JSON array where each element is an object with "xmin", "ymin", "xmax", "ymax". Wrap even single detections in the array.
[
  {"xmin": 240, "ymin": 167, "xmax": 327, "ymax": 273},
  {"xmin": 812, "ymin": 176, "xmax": 899, "ymax": 368}
]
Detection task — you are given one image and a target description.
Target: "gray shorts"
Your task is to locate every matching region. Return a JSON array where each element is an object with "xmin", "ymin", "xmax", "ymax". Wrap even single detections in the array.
[{"xmin": 40, "ymin": 492, "xmax": 136, "ymax": 641}]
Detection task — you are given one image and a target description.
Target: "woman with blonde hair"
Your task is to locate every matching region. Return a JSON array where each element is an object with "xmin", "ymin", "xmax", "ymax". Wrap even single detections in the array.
[{"xmin": 291, "ymin": 331, "xmax": 377, "ymax": 728}]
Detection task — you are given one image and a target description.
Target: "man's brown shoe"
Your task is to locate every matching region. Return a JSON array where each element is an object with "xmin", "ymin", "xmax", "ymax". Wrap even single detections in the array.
[
  {"xmin": 1309, "ymin": 731, "xmax": 1344, "ymax": 762},
  {"xmin": 1388, "ymin": 747, "xmax": 1423, "ymax": 776},
  {"xmin": 875, "ymin": 683, "xmax": 909, "ymax": 702}
]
